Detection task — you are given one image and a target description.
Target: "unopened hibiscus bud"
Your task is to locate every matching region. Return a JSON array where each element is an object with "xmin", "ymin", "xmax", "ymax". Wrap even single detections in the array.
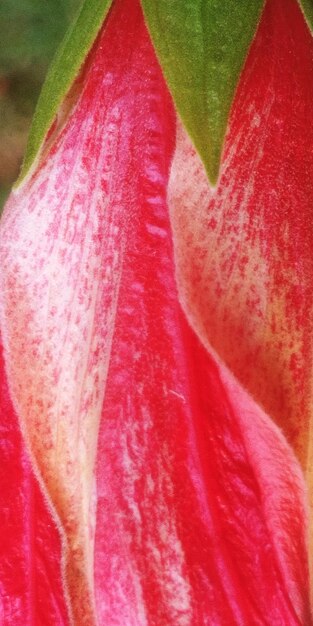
[{"xmin": 0, "ymin": 0, "xmax": 312, "ymax": 624}]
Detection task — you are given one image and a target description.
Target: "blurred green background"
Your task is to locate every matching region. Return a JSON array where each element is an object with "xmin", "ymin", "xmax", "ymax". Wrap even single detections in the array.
[{"xmin": 0, "ymin": 0, "xmax": 79, "ymax": 208}]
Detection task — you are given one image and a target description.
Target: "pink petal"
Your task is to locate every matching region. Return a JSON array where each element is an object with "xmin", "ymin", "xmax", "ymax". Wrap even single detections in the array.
[{"xmin": 0, "ymin": 0, "xmax": 310, "ymax": 623}]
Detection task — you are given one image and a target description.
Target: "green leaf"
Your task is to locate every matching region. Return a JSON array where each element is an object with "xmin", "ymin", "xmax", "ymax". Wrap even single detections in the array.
[
  {"xmin": 298, "ymin": 0, "xmax": 313, "ymax": 31},
  {"xmin": 16, "ymin": 0, "xmax": 113, "ymax": 185},
  {"xmin": 140, "ymin": 0, "xmax": 265, "ymax": 185}
]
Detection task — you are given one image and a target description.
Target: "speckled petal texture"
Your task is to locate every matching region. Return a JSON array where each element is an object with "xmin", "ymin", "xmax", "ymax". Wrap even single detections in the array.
[
  {"xmin": 169, "ymin": 0, "xmax": 313, "ymax": 471},
  {"xmin": 0, "ymin": 0, "xmax": 311, "ymax": 624}
]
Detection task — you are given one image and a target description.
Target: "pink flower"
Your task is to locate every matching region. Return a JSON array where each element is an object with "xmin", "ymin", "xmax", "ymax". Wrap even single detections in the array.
[{"xmin": 0, "ymin": 0, "xmax": 311, "ymax": 624}]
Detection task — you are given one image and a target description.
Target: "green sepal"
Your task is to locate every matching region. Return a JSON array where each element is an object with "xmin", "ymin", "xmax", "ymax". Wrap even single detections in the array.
[
  {"xmin": 140, "ymin": 0, "xmax": 265, "ymax": 185},
  {"xmin": 16, "ymin": 0, "xmax": 113, "ymax": 186},
  {"xmin": 298, "ymin": 0, "xmax": 313, "ymax": 31}
]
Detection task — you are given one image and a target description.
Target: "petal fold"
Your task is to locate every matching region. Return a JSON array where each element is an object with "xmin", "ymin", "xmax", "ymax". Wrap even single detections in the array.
[{"xmin": 0, "ymin": 342, "xmax": 69, "ymax": 625}]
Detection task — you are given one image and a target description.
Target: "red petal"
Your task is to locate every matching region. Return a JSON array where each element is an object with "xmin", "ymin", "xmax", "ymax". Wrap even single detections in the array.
[
  {"xmin": 92, "ymin": 2, "xmax": 310, "ymax": 622},
  {"xmin": 168, "ymin": 0, "xmax": 313, "ymax": 469},
  {"xmin": 0, "ymin": 0, "xmax": 310, "ymax": 623},
  {"xmin": 0, "ymin": 343, "xmax": 69, "ymax": 624}
]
